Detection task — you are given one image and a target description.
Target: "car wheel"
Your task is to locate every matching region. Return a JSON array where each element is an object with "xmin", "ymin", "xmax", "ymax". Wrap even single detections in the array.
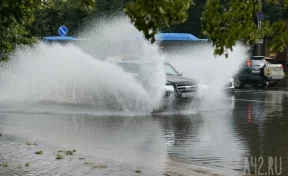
[{"xmin": 234, "ymin": 78, "xmax": 244, "ymax": 89}]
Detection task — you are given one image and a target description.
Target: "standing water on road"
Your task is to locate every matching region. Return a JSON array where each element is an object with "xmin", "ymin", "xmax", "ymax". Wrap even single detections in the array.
[{"xmin": 3, "ymin": 16, "xmax": 283, "ymax": 176}]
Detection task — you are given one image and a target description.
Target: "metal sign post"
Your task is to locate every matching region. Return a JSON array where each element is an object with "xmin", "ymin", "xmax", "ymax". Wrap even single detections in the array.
[
  {"xmin": 286, "ymin": 21, "xmax": 288, "ymax": 66},
  {"xmin": 257, "ymin": 11, "xmax": 263, "ymax": 56}
]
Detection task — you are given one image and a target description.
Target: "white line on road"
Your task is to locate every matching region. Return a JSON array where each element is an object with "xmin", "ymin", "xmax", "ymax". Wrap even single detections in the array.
[{"xmin": 233, "ymin": 98, "xmax": 282, "ymax": 104}]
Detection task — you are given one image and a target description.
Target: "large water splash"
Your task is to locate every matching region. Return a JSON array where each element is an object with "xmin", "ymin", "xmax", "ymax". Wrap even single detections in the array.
[
  {"xmin": 0, "ymin": 16, "xmax": 248, "ymax": 115},
  {"xmin": 164, "ymin": 43, "xmax": 247, "ymax": 89},
  {"xmin": 0, "ymin": 17, "xmax": 166, "ymax": 115},
  {"xmin": 163, "ymin": 43, "xmax": 248, "ymax": 112}
]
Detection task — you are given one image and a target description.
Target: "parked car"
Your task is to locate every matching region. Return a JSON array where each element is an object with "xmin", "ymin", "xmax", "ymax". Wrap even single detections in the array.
[{"xmin": 234, "ymin": 56, "xmax": 285, "ymax": 89}]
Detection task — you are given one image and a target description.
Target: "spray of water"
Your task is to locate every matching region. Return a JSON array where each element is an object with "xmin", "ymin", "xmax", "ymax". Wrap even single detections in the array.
[
  {"xmin": 0, "ymin": 17, "xmax": 166, "ymax": 115},
  {"xmin": 163, "ymin": 43, "xmax": 248, "ymax": 112},
  {"xmin": 0, "ymin": 16, "xmax": 248, "ymax": 115}
]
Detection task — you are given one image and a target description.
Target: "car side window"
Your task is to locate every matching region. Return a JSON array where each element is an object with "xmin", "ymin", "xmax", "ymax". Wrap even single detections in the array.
[{"xmin": 165, "ymin": 63, "xmax": 179, "ymax": 76}]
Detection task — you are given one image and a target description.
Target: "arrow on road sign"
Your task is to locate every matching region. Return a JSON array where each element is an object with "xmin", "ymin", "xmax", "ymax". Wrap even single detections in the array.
[{"xmin": 58, "ymin": 26, "xmax": 68, "ymax": 36}]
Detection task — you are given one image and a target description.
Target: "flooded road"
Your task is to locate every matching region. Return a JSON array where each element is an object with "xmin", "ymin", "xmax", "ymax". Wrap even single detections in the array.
[{"xmin": 0, "ymin": 89, "xmax": 288, "ymax": 175}]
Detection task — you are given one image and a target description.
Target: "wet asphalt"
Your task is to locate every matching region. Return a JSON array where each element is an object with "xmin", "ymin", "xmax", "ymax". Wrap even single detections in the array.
[{"xmin": 1, "ymin": 81, "xmax": 288, "ymax": 175}]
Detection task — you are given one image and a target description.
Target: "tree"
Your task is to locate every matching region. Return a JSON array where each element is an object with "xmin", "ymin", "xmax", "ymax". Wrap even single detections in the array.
[
  {"xmin": 161, "ymin": 0, "xmax": 206, "ymax": 38},
  {"xmin": 5, "ymin": 0, "xmax": 288, "ymax": 60},
  {"xmin": 124, "ymin": 0, "xmax": 194, "ymax": 43},
  {"xmin": 201, "ymin": 0, "xmax": 288, "ymax": 57},
  {"xmin": 125, "ymin": 0, "xmax": 288, "ymax": 57},
  {"xmin": 96, "ymin": 0, "xmax": 131, "ymax": 16},
  {"xmin": 29, "ymin": 0, "xmax": 96, "ymax": 38},
  {"xmin": 0, "ymin": 0, "xmax": 41, "ymax": 61},
  {"xmin": 0, "ymin": 0, "xmax": 95, "ymax": 61}
]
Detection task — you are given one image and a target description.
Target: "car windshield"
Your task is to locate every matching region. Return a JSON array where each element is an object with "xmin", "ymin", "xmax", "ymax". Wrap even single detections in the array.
[{"xmin": 165, "ymin": 62, "xmax": 179, "ymax": 76}]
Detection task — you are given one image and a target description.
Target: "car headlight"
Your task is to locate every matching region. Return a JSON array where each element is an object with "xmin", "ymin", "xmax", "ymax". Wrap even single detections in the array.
[{"xmin": 165, "ymin": 84, "xmax": 174, "ymax": 92}]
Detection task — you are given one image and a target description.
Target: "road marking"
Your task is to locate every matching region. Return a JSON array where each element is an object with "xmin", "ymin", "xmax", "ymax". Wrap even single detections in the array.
[{"xmin": 233, "ymin": 98, "xmax": 282, "ymax": 104}]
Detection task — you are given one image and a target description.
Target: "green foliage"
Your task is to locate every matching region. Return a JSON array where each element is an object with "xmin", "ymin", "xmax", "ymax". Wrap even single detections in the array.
[
  {"xmin": 163, "ymin": 0, "xmax": 206, "ymax": 38},
  {"xmin": 26, "ymin": 141, "xmax": 37, "ymax": 146},
  {"xmin": 65, "ymin": 150, "xmax": 74, "ymax": 155},
  {"xmin": 92, "ymin": 164, "xmax": 108, "ymax": 168},
  {"xmin": 135, "ymin": 170, "xmax": 142, "ymax": 173},
  {"xmin": 125, "ymin": 0, "xmax": 288, "ymax": 57},
  {"xmin": 81, "ymin": 0, "xmax": 96, "ymax": 9},
  {"xmin": 0, "ymin": 0, "xmax": 41, "ymax": 61},
  {"xmin": 30, "ymin": 0, "xmax": 96, "ymax": 38},
  {"xmin": 96, "ymin": 0, "xmax": 131, "ymax": 16},
  {"xmin": 3, "ymin": 0, "xmax": 288, "ymax": 59},
  {"xmin": 35, "ymin": 151, "xmax": 43, "ymax": 155},
  {"xmin": 57, "ymin": 149, "xmax": 76, "ymax": 155},
  {"xmin": 56, "ymin": 154, "xmax": 64, "ymax": 160},
  {"xmin": 0, "ymin": 163, "xmax": 8, "ymax": 167},
  {"xmin": 0, "ymin": 0, "xmax": 95, "ymax": 61},
  {"xmin": 84, "ymin": 162, "xmax": 94, "ymax": 165},
  {"xmin": 202, "ymin": 0, "xmax": 288, "ymax": 57},
  {"xmin": 125, "ymin": 0, "xmax": 194, "ymax": 43},
  {"xmin": 202, "ymin": 0, "xmax": 261, "ymax": 57}
]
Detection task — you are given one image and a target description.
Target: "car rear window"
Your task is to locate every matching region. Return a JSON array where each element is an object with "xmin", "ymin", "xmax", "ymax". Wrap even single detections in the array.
[
  {"xmin": 250, "ymin": 56, "xmax": 266, "ymax": 66},
  {"xmin": 251, "ymin": 59, "xmax": 265, "ymax": 66},
  {"xmin": 251, "ymin": 56, "xmax": 265, "ymax": 60}
]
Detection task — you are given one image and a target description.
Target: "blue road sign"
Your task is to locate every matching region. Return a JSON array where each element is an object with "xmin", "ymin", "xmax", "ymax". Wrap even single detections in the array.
[
  {"xmin": 58, "ymin": 26, "xmax": 68, "ymax": 36},
  {"xmin": 257, "ymin": 11, "xmax": 263, "ymax": 20}
]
